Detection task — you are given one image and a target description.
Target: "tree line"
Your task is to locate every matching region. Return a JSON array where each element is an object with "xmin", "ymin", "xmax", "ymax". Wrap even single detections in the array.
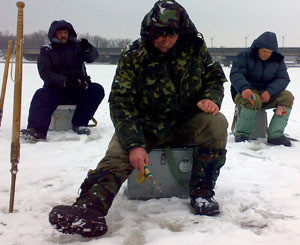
[{"xmin": 0, "ymin": 30, "xmax": 132, "ymax": 50}]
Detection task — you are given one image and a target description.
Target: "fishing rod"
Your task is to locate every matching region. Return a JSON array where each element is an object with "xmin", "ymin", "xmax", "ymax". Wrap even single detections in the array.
[{"xmin": 136, "ymin": 165, "xmax": 162, "ymax": 193}]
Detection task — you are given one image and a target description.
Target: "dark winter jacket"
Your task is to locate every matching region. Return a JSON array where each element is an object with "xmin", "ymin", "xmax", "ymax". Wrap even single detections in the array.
[
  {"xmin": 37, "ymin": 20, "xmax": 99, "ymax": 89},
  {"xmin": 109, "ymin": 0, "xmax": 227, "ymax": 150},
  {"xmin": 230, "ymin": 31, "xmax": 290, "ymax": 100}
]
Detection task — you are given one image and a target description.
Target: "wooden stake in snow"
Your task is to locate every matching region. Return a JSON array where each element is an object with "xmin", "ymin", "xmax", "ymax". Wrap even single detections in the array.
[
  {"xmin": 0, "ymin": 40, "xmax": 13, "ymax": 127},
  {"xmin": 9, "ymin": 1, "xmax": 25, "ymax": 213}
]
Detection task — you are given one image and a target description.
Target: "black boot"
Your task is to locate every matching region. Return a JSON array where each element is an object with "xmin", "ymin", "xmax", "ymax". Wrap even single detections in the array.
[
  {"xmin": 48, "ymin": 170, "xmax": 123, "ymax": 237},
  {"xmin": 267, "ymin": 135, "xmax": 291, "ymax": 147},
  {"xmin": 189, "ymin": 148, "xmax": 226, "ymax": 216},
  {"xmin": 72, "ymin": 125, "xmax": 91, "ymax": 135},
  {"xmin": 191, "ymin": 196, "xmax": 220, "ymax": 216},
  {"xmin": 235, "ymin": 134, "xmax": 249, "ymax": 142},
  {"xmin": 20, "ymin": 128, "xmax": 46, "ymax": 141},
  {"xmin": 49, "ymin": 204, "xmax": 107, "ymax": 237}
]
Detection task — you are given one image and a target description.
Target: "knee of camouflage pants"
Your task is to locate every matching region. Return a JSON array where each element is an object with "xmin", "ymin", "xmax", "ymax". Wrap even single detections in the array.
[
  {"xmin": 76, "ymin": 133, "xmax": 134, "ymax": 215},
  {"xmin": 189, "ymin": 147, "xmax": 227, "ymax": 198},
  {"xmin": 175, "ymin": 112, "xmax": 228, "ymax": 150}
]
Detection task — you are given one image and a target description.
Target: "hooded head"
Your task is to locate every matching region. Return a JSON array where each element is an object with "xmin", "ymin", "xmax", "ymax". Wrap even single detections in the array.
[
  {"xmin": 47, "ymin": 20, "xmax": 77, "ymax": 43},
  {"xmin": 250, "ymin": 31, "xmax": 278, "ymax": 52},
  {"xmin": 140, "ymin": 0, "xmax": 197, "ymax": 41}
]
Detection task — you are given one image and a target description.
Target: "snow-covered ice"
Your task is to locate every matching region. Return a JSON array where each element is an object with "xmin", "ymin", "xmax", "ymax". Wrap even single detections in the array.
[{"xmin": 0, "ymin": 63, "xmax": 299, "ymax": 244}]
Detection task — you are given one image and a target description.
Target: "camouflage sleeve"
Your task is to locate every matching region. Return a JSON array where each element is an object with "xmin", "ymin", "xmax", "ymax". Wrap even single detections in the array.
[
  {"xmin": 108, "ymin": 48, "xmax": 146, "ymax": 151},
  {"xmin": 198, "ymin": 40, "xmax": 227, "ymax": 108}
]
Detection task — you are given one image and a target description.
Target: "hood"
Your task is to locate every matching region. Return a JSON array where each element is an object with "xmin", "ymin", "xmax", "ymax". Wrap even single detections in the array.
[
  {"xmin": 47, "ymin": 20, "xmax": 77, "ymax": 43},
  {"xmin": 140, "ymin": 0, "xmax": 197, "ymax": 41},
  {"xmin": 250, "ymin": 31, "xmax": 278, "ymax": 52}
]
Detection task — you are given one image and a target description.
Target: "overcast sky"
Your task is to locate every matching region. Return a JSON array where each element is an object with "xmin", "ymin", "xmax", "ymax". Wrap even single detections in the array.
[{"xmin": 1, "ymin": 0, "xmax": 299, "ymax": 48}]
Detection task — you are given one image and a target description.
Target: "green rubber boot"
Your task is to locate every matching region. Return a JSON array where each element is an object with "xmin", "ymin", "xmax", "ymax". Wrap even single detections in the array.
[
  {"xmin": 234, "ymin": 107, "xmax": 257, "ymax": 142},
  {"xmin": 267, "ymin": 107, "xmax": 292, "ymax": 146}
]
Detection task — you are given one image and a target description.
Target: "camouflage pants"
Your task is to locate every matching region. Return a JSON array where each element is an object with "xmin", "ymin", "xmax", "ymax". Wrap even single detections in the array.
[
  {"xmin": 76, "ymin": 112, "xmax": 228, "ymax": 215},
  {"xmin": 234, "ymin": 90, "xmax": 294, "ymax": 110}
]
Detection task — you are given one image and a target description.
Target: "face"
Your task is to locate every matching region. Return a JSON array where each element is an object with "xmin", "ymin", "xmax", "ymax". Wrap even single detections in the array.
[
  {"xmin": 55, "ymin": 30, "xmax": 69, "ymax": 43},
  {"xmin": 152, "ymin": 34, "xmax": 179, "ymax": 53},
  {"xmin": 258, "ymin": 48, "xmax": 273, "ymax": 61}
]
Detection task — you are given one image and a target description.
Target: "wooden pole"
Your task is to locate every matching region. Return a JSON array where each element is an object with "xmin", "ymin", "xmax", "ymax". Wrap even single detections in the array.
[
  {"xmin": 9, "ymin": 1, "xmax": 25, "ymax": 213},
  {"xmin": 0, "ymin": 40, "xmax": 13, "ymax": 127}
]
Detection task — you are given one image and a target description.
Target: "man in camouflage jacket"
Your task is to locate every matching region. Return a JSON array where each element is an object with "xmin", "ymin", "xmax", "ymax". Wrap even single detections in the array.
[{"xmin": 49, "ymin": 0, "xmax": 228, "ymax": 238}]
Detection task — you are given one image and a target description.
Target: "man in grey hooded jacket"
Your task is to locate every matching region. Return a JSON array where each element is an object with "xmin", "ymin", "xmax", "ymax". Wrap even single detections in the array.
[{"xmin": 230, "ymin": 31, "xmax": 294, "ymax": 146}]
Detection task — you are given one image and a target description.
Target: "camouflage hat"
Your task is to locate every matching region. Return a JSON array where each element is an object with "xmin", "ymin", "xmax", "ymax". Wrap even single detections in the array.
[{"xmin": 140, "ymin": 0, "xmax": 197, "ymax": 41}]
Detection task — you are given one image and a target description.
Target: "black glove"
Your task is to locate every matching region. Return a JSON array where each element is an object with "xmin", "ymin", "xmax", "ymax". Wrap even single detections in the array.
[
  {"xmin": 64, "ymin": 73, "xmax": 83, "ymax": 88},
  {"xmin": 80, "ymin": 80, "xmax": 89, "ymax": 89},
  {"xmin": 64, "ymin": 75, "xmax": 89, "ymax": 89},
  {"xmin": 79, "ymin": 38, "xmax": 91, "ymax": 52},
  {"xmin": 64, "ymin": 78, "xmax": 79, "ymax": 88}
]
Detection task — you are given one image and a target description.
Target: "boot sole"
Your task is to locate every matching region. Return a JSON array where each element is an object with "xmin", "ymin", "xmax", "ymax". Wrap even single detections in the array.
[
  {"xmin": 191, "ymin": 203, "xmax": 220, "ymax": 216},
  {"xmin": 49, "ymin": 206, "xmax": 107, "ymax": 237},
  {"xmin": 194, "ymin": 209, "xmax": 220, "ymax": 216}
]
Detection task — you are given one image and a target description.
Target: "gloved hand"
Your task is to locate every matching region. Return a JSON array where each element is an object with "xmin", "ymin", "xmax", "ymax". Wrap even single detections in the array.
[
  {"xmin": 80, "ymin": 80, "xmax": 89, "ymax": 89},
  {"xmin": 64, "ymin": 78, "xmax": 78, "ymax": 88},
  {"xmin": 79, "ymin": 38, "xmax": 91, "ymax": 52},
  {"xmin": 64, "ymin": 77, "xmax": 89, "ymax": 89},
  {"xmin": 64, "ymin": 74, "xmax": 83, "ymax": 88}
]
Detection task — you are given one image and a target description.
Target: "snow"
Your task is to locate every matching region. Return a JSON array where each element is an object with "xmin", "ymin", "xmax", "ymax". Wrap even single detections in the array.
[{"xmin": 0, "ymin": 63, "xmax": 300, "ymax": 244}]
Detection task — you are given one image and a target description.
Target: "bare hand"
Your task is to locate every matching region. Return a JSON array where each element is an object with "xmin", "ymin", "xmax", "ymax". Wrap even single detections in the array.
[
  {"xmin": 197, "ymin": 99, "xmax": 219, "ymax": 115},
  {"xmin": 241, "ymin": 89, "xmax": 255, "ymax": 104},
  {"xmin": 129, "ymin": 147, "xmax": 149, "ymax": 176},
  {"xmin": 241, "ymin": 89, "xmax": 254, "ymax": 99},
  {"xmin": 260, "ymin": 90, "xmax": 271, "ymax": 103}
]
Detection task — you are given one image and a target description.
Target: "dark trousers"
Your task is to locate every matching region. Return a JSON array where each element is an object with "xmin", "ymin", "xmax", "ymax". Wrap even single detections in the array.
[{"xmin": 27, "ymin": 83, "xmax": 104, "ymax": 135}]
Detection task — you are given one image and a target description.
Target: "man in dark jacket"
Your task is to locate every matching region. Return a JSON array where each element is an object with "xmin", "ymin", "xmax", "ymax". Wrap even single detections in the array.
[
  {"xmin": 21, "ymin": 20, "xmax": 104, "ymax": 140},
  {"xmin": 230, "ymin": 31, "xmax": 294, "ymax": 146},
  {"xmin": 48, "ymin": 0, "xmax": 228, "ymax": 238}
]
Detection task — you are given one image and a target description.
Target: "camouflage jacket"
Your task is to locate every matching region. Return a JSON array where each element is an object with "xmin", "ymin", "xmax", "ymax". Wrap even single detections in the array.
[
  {"xmin": 109, "ymin": 0, "xmax": 226, "ymax": 150},
  {"xmin": 109, "ymin": 35, "xmax": 226, "ymax": 150}
]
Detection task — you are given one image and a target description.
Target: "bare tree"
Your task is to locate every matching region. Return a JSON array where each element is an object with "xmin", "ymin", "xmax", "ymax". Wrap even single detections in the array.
[
  {"xmin": 0, "ymin": 30, "xmax": 131, "ymax": 50},
  {"xmin": 0, "ymin": 31, "xmax": 16, "ymax": 50},
  {"xmin": 23, "ymin": 30, "xmax": 47, "ymax": 48}
]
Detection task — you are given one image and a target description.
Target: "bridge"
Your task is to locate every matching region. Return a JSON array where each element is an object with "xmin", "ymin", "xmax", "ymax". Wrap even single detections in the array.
[
  {"xmin": 209, "ymin": 47, "xmax": 300, "ymax": 66},
  {"xmin": 16, "ymin": 47, "xmax": 300, "ymax": 65},
  {"xmin": 20, "ymin": 47, "xmax": 123, "ymax": 64}
]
